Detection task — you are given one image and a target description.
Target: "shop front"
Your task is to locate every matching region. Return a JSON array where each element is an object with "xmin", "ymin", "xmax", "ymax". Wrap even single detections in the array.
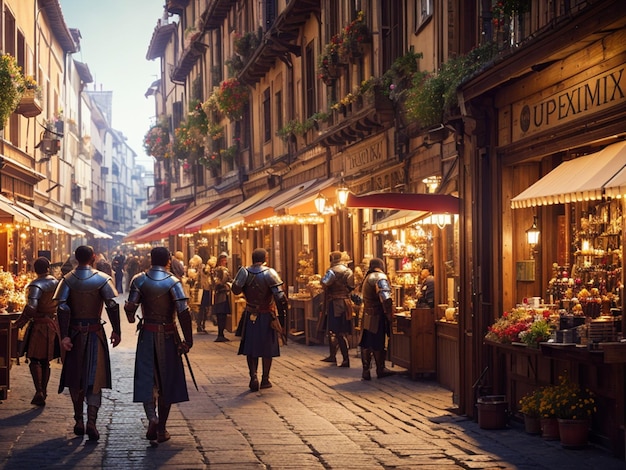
[{"xmin": 460, "ymin": 6, "xmax": 626, "ymax": 456}]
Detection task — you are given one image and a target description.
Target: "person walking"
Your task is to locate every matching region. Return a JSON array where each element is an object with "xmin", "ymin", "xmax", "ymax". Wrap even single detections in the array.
[
  {"xmin": 213, "ymin": 253, "xmax": 232, "ymax": 342},
  {"xmin": 320, "ymin": 251, "xmax": 355, "ymax": 367},
  {"xmin": 170, "ymin": 251, "xmax": 185, "ymax": 278},
  {"xmin": 231, "ymin": 248, "xmax": 288, "ymax": 392},
  {"xmin": 124, "ymin": 246, "xmax": 193, "ymax": 444},
  {"xmin": 54, "ymin": 245, "xmax": 121, "ymax": 441},
  {"xmin": 197, "ymin": 255, "xmax": 216, "ymax": 333},
  {"xmin": 13, "ymin": 257, "xmax": 61, "ymax": 406},
  {"xmin": 124, "ymin": 254, "xmax": 140, "ymax": 292},
  {"xmin": 359, "ymin": 258, "xmax": 395, "ymax": 380},
  {"xmin": 111, "ymin": 250, "xmax": 126, "ymax": 293}
]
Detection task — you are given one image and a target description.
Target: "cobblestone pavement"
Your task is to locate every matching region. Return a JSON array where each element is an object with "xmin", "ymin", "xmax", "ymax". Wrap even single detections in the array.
[{"xmin": 1, "ymin": 295, "xmax": 624, "ymax": 469}]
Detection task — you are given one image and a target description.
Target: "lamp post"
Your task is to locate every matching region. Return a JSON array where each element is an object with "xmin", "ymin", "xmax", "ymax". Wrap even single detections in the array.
[
  {"xmin": 314, "ymin": 192, "xmax": 327, "ymax": 214},
  {"xmin": 526, "ymin": 216, "xmax": 540, "ymax": 259}
]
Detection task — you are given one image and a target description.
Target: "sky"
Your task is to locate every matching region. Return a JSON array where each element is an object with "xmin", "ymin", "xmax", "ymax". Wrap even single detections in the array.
[{"xmin": 58, "ymin": 0, "xmax": 164, "ymax": 168}]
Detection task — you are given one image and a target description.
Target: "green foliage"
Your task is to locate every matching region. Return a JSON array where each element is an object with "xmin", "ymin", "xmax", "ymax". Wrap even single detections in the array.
[{"xmin": 0, "ymin": 54, "xmax": 26, "ymax": 127}]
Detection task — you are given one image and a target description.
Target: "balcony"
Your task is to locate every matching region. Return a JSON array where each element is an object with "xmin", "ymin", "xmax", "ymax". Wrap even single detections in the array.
[
  {"xmin": 165, "ymin": 0, "xmax": 189, "ymax": 15},
  {"xmin": 16, "ymin": 89, "xmax": 42, "ymax": 118},
  {"xmin": 171, "ymin": 40, "xmax": 206, "ymax": 84}
]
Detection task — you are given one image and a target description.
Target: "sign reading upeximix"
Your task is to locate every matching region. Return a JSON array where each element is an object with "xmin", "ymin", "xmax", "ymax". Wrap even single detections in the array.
[{"xmin": 511, "ymin": 64, "xmax": 625, "ymax": 140}]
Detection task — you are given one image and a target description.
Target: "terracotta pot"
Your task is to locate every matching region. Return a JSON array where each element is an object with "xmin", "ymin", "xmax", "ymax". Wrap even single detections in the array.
[
  {"xmin": 524, "ymin": 414, "xmax": 541, "ymax": 434},
  {"xmin": 558, "ymin": 419, "xmax": 589, "ymax": 449},
  {"xmin": 540, "ymin": 417, "xmax": 560, "ymax": 440}
]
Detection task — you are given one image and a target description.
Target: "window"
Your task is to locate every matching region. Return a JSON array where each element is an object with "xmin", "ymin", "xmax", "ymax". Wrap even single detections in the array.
[
  {"xmin": 415, "ymin": 0, "xmax": 433, "ymax": 33},
  {"xmin": 275, "ymin": 90, "xmax": 283, "ymax": 135},
  {"xmin": 263, "ymin": 88, "xmax": 271, "ymax": 142},
  {"xmin": 381, "ymin": 0, "xmax": 403, "ymax": 72},
  {"xmin": 305, "ymin": 44, "xmax": 315, "ymax": 118}
]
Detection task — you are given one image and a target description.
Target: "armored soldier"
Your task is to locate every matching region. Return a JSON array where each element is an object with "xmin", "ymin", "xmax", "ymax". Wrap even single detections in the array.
[
  {"xmin": 320, "ymin": 251, "xmax": 355, "ymax": 367},
  {"xmin": 54, "ymin": 245, "xmax": 121, "ymax": 441},
  {"xmin": 124, "ymin": 246, "xmax": 193, "ymax": 444},
  {"xmin": 13, "ymin": 257, "xmax": 60, "ymax": 406},
  {"xmin": 358, "ymin": 258, "xmax": 395, "ymax": 380},
  {"xmin": 232, "ymin": 248, "xmax": 288, "ymax": 392}
]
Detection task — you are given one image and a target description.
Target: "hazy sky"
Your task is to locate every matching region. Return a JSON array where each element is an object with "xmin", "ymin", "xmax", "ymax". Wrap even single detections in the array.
[{"xmin": 59, "ymin": 0, "xmax": 164, "ymax": 167}]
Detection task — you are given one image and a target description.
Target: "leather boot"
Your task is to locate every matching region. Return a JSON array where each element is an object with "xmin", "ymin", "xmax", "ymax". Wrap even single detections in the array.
[
  {"xmin": 247, "ymin": 356, "xmax": 259, "ymax": 391},
  {"xmin": 361, "ymin": 348, "xmax": 372, "ymax": 380},
  {"xmin": 29, "ymin": 361, "xmax": 45, "ymax": 406},
  {"xmin": 143, "ymin": 401, "xmax": 158, "ymax": 440},
  {"xmin": 41, "ymin": 362, "xmax": 51, "ymax": 399},
  {"xmin": 321, "ymin": 334, "xmax": 338, "ymax": 363},
  {"xmin": 373, "ymin": 350, "xmax": 395, "ymax": 378},
  {"xmin": 260, "ymin": 357, "xmax": 272, "ymax": 389},
  {"xmin": 157, "ymin": 400, "xmax": 171, "ymax": 443},
  {"xmin": 70, "ymin": 389, "xmax": 85, "ymax": 435},
  {"xmin": 86, "ymin": 405, "xmax": 100, "ymax": 441},
  {"xmin": 338, "ymin": 335, "xmax": 350, "ymax": 368}
]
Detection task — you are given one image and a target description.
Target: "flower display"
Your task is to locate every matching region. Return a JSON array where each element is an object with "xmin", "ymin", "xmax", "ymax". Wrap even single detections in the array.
[
  {"xmin": 518, "ymin": 311, "xmax": 553, "ymax": 347},
  {"xmin": 173, "ymin": 100, "xmax": 208, "ymax": 159},
  {"xmin": 198, "ymin": 151, "xmax": 220, "ymax": 170},
  {"xmin": 538, "ymin": 373, "xmax": 596, "ymax": 420},
  {"xmin": 214, "ymin": 78, "xmax": 248, "ymax": 120},
  {"xmin": 519, "ymin": 389, "xmax": 542, "ymax": 418},
  {"xmin": 143, "ymin": 122, "xmax": 170, "ymax": 159},
  {"xmin": 339, "ymin": 10, "xmax": 370, "ymax": 60},
  {"xmin": 0, "ymin": 53, "xmax": 27, "ymax": 127},
  {"xmin": 485, "ymin": 307, "xmax": 533, "ymax": 343},
  {"xmin": 317, "ymin": 35, "xmax": 342, "ymax": 85}
]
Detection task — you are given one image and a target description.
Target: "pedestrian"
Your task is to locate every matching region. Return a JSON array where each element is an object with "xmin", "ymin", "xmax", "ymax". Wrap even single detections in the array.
[
  {"xmin": 358, "ymin": 258, "xmax": 395, "ymax": 380},
  {"xmin": 320, "ymin": 251, "xmax": 355, "ymax": 367},
  {"xmin": 13, "ymin": 257, "xmax": 61, "ymax": 406},
  {"xmin": 231, "ymin": 248, "xmax": 288, "ymax": 391},
  {"xmin": 170, "ymin": 251, "xmax": 185, "ymax": 278},
  {"xmin": 95, "ymin": 253, "xmax": 113, "ymax": 277},
  {"xmin": 417, "ymin": 267, "xmax": 435, "ymax": 308},
  {"xmin": 111, "ymin": 250, "xmax": 126, "ymax": 293},
  {"xmin": 213, "ymin": 252, "xmax": 232, "ymax": 342},
  {"xmin": 124, "ymin": 246, "xmax": 193, "ymax": 444},
  {"xmin": 54, "ymin": 245, "xmax": 121, "ymax": 441},
  {"xmin": 197, "ymin": 255, "xmax": 217, "ymax": 333},
  {"xmin": 124, "ymin": 254, "xmax": 140, "ymax": 292}
]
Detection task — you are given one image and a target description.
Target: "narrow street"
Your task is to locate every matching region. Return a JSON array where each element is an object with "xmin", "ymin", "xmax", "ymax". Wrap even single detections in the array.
[{"xmin": 0, "ymin": 294, "xmax": 623, "ymax": 469}]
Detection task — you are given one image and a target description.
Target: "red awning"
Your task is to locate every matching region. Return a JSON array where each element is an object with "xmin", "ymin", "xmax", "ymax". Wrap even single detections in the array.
[
  {"xmin": 148, "ymin": 200, "xmax": 187, "ymax": 216},
  {"xmin": 124, "ymin": 207, "xmax": 185, "ymax": 243},
  {"xmin": 346, "ymin": 192, "xmax": 459, "ymax": 213}
]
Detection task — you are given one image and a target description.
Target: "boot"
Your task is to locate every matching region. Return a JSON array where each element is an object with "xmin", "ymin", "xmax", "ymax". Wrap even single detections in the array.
[
  {"xmin": 321, "ymin": 334, "xmax": 338, "ymax": 363},
  {"xmin": 157, "ymin": 399, "xmax": 171, "ymax": 443},
  {"xmin": 215, "ymin": 314, "xmax": 230, "ymax": 342},
  {"xmin": 70, "ymin": 389, "xmax": 85, "ymax": 436},
  {"xmin": 29, "ymin": 361, "xmax": 46, "ymax": 406},
  {"xmin": 260, "ymin": 357, "xmax": 272, "ymax": 389},
  {"xmin": 41, "ymin": 362, "xmax": 51, "ymax": 399},
  {"xmin": 143, "ymin": 401, "xmax": 158, "ymax": 441},
  {"xmin": 338, "ymin": 335, "xmax": 350, "ymax": 368},
  {"xmin": 86, "ymin": 405, "xmax": 100, "ymax": 441},
  {"xmin": 247, "ymin": 356, "xmax": 259, "ymax": 391},
  {"xmin": 373, "ymin": 350, "xmax": 395, "ymax": 378},
  {"xmin": 361, "ymin": 348, "xmax": 372, "ymax": 380}
]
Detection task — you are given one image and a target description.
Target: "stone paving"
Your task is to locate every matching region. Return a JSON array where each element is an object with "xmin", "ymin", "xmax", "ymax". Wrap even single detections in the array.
[{"xmin": 1, "ymin": 295, "xmax": 625, "ymax": 469}]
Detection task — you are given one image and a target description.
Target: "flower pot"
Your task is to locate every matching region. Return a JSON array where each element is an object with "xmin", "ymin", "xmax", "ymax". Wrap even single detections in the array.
[
  {"xmin": 523, "ymin": 414, "xmax": 541, "ymax": 434},
  {"xmin": 558, "ymin": 419, "xmax": 589, "ymax": 449},
  {"xmin": 476, "ymin": 396, "xmax": 508, "ymax": 429},
  {"xmin": 540, "ymin": 417, "xmax": 560, "ymax": 440}
]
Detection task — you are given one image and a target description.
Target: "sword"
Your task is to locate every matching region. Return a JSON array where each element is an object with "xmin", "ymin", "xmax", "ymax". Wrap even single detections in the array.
[{"xmin": 182, "ymin": 350, "xmax": 199, "ymax": 391}]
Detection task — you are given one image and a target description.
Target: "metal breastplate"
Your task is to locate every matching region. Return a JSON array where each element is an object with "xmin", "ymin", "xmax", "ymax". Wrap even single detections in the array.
[
  {"xmin": 324, "ymin": 265, "xmax": 352, "ymax": 299},
  {"xmin": 27, "ymin": 276, "xmax": 58, "ymax": 317},
  {"xmin": 362, "ymin": 271, "xmax": 389, "ymax": 310},
  {"xmin": 131, "ymin": 268, "xmax": 181, "ymax": 323},
  {"xmin": 58, "ymin": 268, "xmax": 112, "ymax": 319}
]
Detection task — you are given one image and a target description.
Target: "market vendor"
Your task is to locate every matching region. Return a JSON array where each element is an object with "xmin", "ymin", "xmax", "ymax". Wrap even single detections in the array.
[{"xmin": 417, "ymin": 268, "xmax": 435, "ymax": 308}]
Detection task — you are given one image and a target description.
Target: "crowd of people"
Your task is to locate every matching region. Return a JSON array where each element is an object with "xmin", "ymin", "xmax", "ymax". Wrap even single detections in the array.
[{"xmin": 13, "ymin": 243, "xmax": 436, "ymax": 445}]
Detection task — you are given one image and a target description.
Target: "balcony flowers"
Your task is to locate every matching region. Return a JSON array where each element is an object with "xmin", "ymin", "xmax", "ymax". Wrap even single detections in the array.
[
  {"xmin": 233, "ymin": 31, "xmax": 258, "ymax": 58},
  {"xmin": 143, "ymin": 122, "xmax": 170, "ymax": 159},
  {"xmin": 339, "ymin": 10, "xmax": 371, "ymax": 61},
  {"xmin": 198, "ymin": 151, "xmax": 220, "ymax": 171},
  {"xmin": 318, "ymin": 35, "xmax": 342, "ymax": 86},
  {"xmin": 213, "ymin": 78, "xmax": 248, "ymax": 121},
  {"xmin": 0, "ymin": 53, "xmax": 26, "ymax": 128}
]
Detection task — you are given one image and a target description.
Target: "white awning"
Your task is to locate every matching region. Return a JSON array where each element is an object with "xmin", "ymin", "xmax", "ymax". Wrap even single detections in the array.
[
  {"xmin": 73, "ymin": 221, "xmax": 113, "ymax": 239},
  {"xmin": 370, "ymin": 210, "xmax": 428, "ymax": 231},
  {"xmin": 604, "ymin": 165, "xmax": 626, "ymax": 198},
  {"xmin": 511, "ymin": 140, "xmax": 626, "ymax": 208}
]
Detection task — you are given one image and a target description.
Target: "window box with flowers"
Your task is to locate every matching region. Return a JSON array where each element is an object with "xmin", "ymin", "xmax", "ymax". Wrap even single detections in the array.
[
  {"xmin": 16, "ymin": 75, "xmax": 42, "ymax": 118},
  {"xmin": 339, "ymin": 10, "xmax": 371, "ymax": 62},
  {"xmin": 318, "ymin": 35, "xmax": 343, "ymax": 86},
  {"xmin": 233, "ymin": 31, "xmax": 259, "ymax": 59},
  {"xmin": 0, "ymin": 53, "xmax": 27, "ymax": 128},
  {"xmin": 213, "ymin": 78, "xmax": 248, "ymax": 121},
  {"xmin": 199, "ymin": 151, "xmax": 220, "ymax": 175},
  {"xmin": 219, "ymin": 144, "xmax": 237, "ymax": 165}
]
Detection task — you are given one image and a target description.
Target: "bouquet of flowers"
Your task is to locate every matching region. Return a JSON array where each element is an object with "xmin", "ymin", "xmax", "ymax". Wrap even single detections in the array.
[{"xmin": 485, "ymin": 307, "xmax": 532, "ymax": 343}]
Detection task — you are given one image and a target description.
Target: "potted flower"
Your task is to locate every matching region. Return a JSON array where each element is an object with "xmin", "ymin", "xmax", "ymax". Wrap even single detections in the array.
[
  {"xmin": 214, "ymin": 78, "xmax": 248, "ymax": 121},
  {"xmin": 518, "ymin": 311, "xmax": 553, "ymax": 347},
  {"xmin": 143, "ymin": 122, "xmax": 170, "ymax": 159},
  {"xmin": 518, "ymin": 389, "xmax": 542, "ymax": 434},
  {"xmin": 318, "ymin": 35, "xmax": 343, "ymax": 86},
  {"xmin": 552, "ymin": 374, "xmax": 596, "ymax": 448},
  {"xmin": 339, "ymin": 10, "xmax": 371, "ymax": 61},
  {"xmin": 484, "ymin": 307, "xmax": 532, "ymax": 344},
  {"xmin": 233, "ymin": 31, "xmax": 258, "ymax": 58}
]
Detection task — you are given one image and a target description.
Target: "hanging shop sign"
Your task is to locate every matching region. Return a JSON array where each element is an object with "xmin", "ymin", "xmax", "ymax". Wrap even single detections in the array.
[
  {"xmin": 343, "ymin": 134, "xmax": 387, "ymax": 176},
  {"xmin": 508, "ymin": 63, "xmax": 625, "ymax": 142}
]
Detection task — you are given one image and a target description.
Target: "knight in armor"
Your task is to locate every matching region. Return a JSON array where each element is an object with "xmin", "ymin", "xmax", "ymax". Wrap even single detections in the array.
[
  {"xmin": 320, "ymin": 251, "xmax": 355, "ymax": 367},
  {"xmin": 232, "ymin": 248, "xmax": 288, "ymax": 392},
  {"xmin": 124, "ymin": 246, "xmax": 193, "ymax": 444},
  {"xmin": 13, "ymin": 257, "xmax": 61, "ymax": 406},
  {"xmin": 54, "ymin": 245, "xmax": 121, "ymax": 441},
  {"xmin": 358, "ymin": 258, "xmax": 395, "ymax": 380}
]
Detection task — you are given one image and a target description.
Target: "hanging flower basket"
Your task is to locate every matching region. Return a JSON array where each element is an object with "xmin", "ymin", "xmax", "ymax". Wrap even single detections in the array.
[
  {"xmin": 16, "ymin": 88, "xmax": 42, "ymax": 118},
  {"xmin": 0, "ymin": 54, "xmax": 26, "ymax": 128}
]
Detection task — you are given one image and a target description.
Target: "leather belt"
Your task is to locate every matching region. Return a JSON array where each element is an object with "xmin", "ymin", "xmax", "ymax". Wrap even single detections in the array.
[
  {"xmin": 245, "ymin": 304, "xmax": 272, "ymax": 313},
  {"xmin": 71, "ymin": 323, "xmax": 102, "ymax": 333},
  {"xmin": 33, "ymin": 316, "xmax": 56, "ymax": 324},
  {"xmin": 142, "ymin": 322, "xmax": 176, "ymax": 332}
]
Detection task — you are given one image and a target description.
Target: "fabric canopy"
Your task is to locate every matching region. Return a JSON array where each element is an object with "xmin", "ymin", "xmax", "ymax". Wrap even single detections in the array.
[
  {"xmin": 346, "ymin": 192, "xmax": 459, "ymax": 214},
  {"xmin": 124, "ymin": 207, "xmax": 185, "ymax": 243},
  {"xmin": 184, "ymin": 203, "xmax": 234, "ymax": 232},
  {"xmin": 603, "ymin": 165, "xmax": 626, "ymax": 198},
  {"xmin": 243, "ymin": 180, "xmax": 320, "ymax": 224},
  {"xmin": 217, "ymin": 188, "xmax": 281, "ymax": 229},
  {"xmin": 148, "ymin": 200, "xmax": 187, "ymax": 216},
  {"xmin": 276, "ymin": 178, "xmax": 340, "ymax": 215},
  {"xmin": 511, "ymin": 140, "xmax": 626, "ymax": 208},
  {"xmin": 370, "ymin": 209, "xmax": 429, "ymax": 231},
  {"xmin": 0, "ymin": 196, "xmax": 32, "ymax": 225},
  {"xmin": 73, "ymin": 221, "xmax": 112, "ymax": 239}
]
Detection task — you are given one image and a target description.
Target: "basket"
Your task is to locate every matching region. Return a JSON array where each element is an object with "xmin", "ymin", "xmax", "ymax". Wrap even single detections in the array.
[{"xmin": 477, "ymin": 395, "xmax": 508, "ymax": 429}]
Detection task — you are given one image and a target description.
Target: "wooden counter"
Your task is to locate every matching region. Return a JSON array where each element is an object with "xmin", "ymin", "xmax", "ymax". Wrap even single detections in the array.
[
  {"xmin": 485, "ymin": 339, "xmax": 626, "ymax": 458},
  {"xmin": 288, "ymin": 294, "xmax": 324, "ymax": 345},
  {"xmin": 389, "ymin": 308, "xmax": 436, "ymax": 379}
]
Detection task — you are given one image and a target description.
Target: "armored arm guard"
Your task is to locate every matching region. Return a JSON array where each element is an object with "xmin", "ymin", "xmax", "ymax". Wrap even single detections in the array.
[
  {"xmin": 267, "ymin": 268, "xmax": 288, "ymax": 326},
  {"xmin": 171, "ymin": 279, "xmax": 190, "ymax": 316},
  {"xmin": 375, "ymin": 277, "xmax": 394, "ymax": 316},
  {"xmin": 105, "ymin": 302, "xmax": 121, "ymax": 336},
  {"xmin": 320, "ymin": 269, "xmax": 336, "ymax": 288},
  {"xmin": 14, "ymin": 285, "xmax": 40, "ymax": 328},
  {"xmin": 124, "ymin": 273, "xmax": 145, "ymax": 322},
  {"xmin": 231, "ymin": 267, "xmax": 248, "ymax": 295},
  {"xmin": 54, "ymin": 278, "xmax": 71, "ymax": 337}
]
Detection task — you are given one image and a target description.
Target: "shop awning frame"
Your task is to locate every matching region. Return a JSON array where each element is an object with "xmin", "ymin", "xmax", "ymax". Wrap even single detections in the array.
[
  {"xmin": 346, "ymin": 192, "xmax": 460, "ymax": 214},
  {"xmin": 73, "ymin": 221, "xmax": 112, "ymax": 239},
  {"xmin": 124, "ymin": 207, "xmax": 185, "ymax": 243},
  {"xmin": 217, "ymin": 188, "xmax": 281, "ymax": 229},
  {"xmin": 143, "ymin": 199, "xmax": 230, "ymax": 240},
  {"xmin": 511, "ymin": 140, "xmax": 626, "ymax": 208},
  {"xmin": 370, "ymin": 209, "xmax": 429, "ymax": 232}
]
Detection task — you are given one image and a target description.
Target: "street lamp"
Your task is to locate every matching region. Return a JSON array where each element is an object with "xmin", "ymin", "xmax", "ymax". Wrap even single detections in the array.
[
  {"xmin": 337, "ymin": 185, "xmax": 350, "ymax": 208},
  {"xmin": 526, "ymin": 216, "xmax": 540, "ymax": 258},
  {"xmin": 314, "ymin": 192, "xmax": 327, "ymax": 214}
]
